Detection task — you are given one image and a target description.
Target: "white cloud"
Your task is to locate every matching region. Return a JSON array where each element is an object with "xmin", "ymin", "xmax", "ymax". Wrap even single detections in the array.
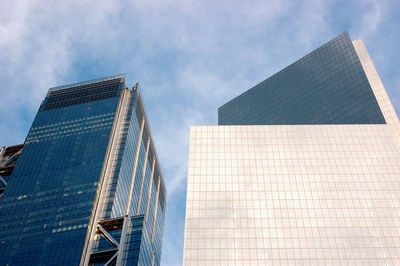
[
  {"xmin": 359, "ymin": 0, "xmax": 383, "ymax": 38},
  {"xmin": 0, "ymin": 1, "xmax": 399, "ymax": 265}
]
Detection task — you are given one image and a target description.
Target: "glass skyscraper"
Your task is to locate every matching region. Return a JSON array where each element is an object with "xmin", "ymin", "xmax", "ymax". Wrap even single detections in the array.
[
  {"xmin": 0, "ymin": 74, "xmax": 166, "ymax": 265},
  {"xmin": 184, "ymin": 32, "xmax": 400, "ymax": 264}
]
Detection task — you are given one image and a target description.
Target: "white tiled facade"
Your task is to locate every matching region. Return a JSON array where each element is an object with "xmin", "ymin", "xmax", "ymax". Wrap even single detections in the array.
[
  {"xmin": 353, "ymin": 39, "xmax": 400, "ymax": 151},
  {"xmin": 184, "ymin": 125, "xmax": 400, "ymax": 265}
]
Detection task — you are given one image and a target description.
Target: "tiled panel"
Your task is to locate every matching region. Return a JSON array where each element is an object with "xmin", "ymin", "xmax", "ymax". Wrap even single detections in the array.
[
  {"xmin": 353, "ymin": 39, "xmax": 400, "ymax": 151},
  {"xmin": 184, "ymin": 125, "xmax": 400, "ymax": 265}
]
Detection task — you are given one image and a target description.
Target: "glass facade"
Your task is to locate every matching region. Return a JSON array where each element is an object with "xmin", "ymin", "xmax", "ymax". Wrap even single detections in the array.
[
  {"xmin": 218, "ymin": 32, "xmax": 386, "ymax": 125},
  {"xmin": 0, "ymin": 75, "xmax": 166, "ymax": 265},
  {"xmin": 184, "ymin": 33, "xmax": 400, "ymax": 265}
]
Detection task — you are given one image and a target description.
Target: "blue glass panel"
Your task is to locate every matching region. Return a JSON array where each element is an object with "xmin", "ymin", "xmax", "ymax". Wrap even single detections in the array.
[
  {"xmin": 218, "ymin": 32, "xmax": 386, "ymax": 125},
  {"xmin": 0, "ymin": 80, "xmax": 123, "ymax": 265}
]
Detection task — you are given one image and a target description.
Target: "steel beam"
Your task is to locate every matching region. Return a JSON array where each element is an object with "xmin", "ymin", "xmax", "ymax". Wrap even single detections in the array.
[
  {"xmin": 145, "ymin": 157, "xmax": 156, "ymax": 221},
  {"xmin": 136, "ymin": 137, "xmax": 151, "ymax": 215},
  {"xmin": 97, "ymin": 224, "xmax": 119, "ymax": 248}
]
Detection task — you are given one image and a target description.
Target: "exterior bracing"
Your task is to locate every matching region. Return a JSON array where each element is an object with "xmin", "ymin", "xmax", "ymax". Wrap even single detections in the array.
[{"xmin": 0, "ymin": 144, "xmax": 23, "ymax": 199}]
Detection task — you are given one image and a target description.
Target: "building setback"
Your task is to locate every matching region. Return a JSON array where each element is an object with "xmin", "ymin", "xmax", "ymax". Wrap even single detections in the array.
[
  {"xmin": 184, "ymin": 32, "xmax": 400, "ymax": 264},
  {"xmin": 0, "ymin": 74, "xmax": 166, "ymax": 265}
]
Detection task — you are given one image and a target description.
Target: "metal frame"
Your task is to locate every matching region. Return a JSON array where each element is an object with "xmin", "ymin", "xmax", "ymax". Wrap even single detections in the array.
[
  {"xmin": 145, "ymin": 158, "xmax": 156, "ymax": 221},
  {"xmin": 88, "ymin": 217, "xmax": 124, "ymax": 265},
  {"xmin": 116, "ymin": 115, "xmax": 145, "ymax": 265},
  {"xmin": 80, "ymin": 83, "xmax": 165, "ymax": 265},
  {"xmin": 48, "ymin": 74, "xmax": 126, "ymax": 95},
  {"xmin": 0, "ymin": 145, "xmax": 23, "ymax": 198},
  {"xmin": 151, "ymin": 177, "xmax": 161, "ymax": 242},
  {"xmin": 80, "ymin": 88, "xmax": 131, "ymax": 265},
  {"xmin": 136, "ymin": 137, "xmax": 151, "ymax": 215},
  {"xmin": 0, "ymin": 176, "xmax": 7, "ymax": 187}
]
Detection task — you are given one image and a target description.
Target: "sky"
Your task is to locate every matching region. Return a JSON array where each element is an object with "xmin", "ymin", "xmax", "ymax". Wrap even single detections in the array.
[{"xmin": 1, "ymin": 0, "xmax": 399, "ymax": 265}]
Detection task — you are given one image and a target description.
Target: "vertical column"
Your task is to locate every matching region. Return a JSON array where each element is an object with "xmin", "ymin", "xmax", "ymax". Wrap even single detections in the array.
[
  {"xmin": 0, "ymin": 146, "xmax": 6, "ymax": 162},
  {"xmin": 80, "ymin": 88, "xmax": 130, "ymax": 266},
  {"xmin": 151, "ymin": 177, "xmax": 161, "ymax": 242},
  {"xmin": 136, "ymin": 137, "xmax": 151, "ymax": 215},
  {"xmin": 145, "ymin": 158, "xmax": 156, "ymax": 221},
  {"xmin": 125, "ymin": 116, "xmax": 145, "ymax": 216},
  {"xmin": 151, "ymin": 251, "xmax": 155, "ymax": 266},
  {"xmin": 353, "ymin": 39, "xmax": 400, "ymax": 150},
  {"xmin": 116, "ymin": 115, "xmax": 145, "ymax": 266}
]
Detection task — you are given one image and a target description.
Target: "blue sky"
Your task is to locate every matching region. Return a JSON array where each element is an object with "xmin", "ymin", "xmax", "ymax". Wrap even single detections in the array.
[{"xmin": 1, "ymin": 0, "xmax": 399, "ymax": 265}]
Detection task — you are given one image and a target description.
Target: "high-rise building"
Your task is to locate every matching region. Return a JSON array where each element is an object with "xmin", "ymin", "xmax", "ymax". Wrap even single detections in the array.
[
  {"xmin": 0, "ymin": 74, "xmax": 166, "ymax": 265},
  {"xmin": 183, "ymin": 32, "xmax": 400, "ymax": 264}
]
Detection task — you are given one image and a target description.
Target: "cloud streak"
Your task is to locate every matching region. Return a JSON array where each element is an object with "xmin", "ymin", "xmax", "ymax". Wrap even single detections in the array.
[{"xmin": 0, "ymin": 0, "xmax": 399, "ymax": 265}]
